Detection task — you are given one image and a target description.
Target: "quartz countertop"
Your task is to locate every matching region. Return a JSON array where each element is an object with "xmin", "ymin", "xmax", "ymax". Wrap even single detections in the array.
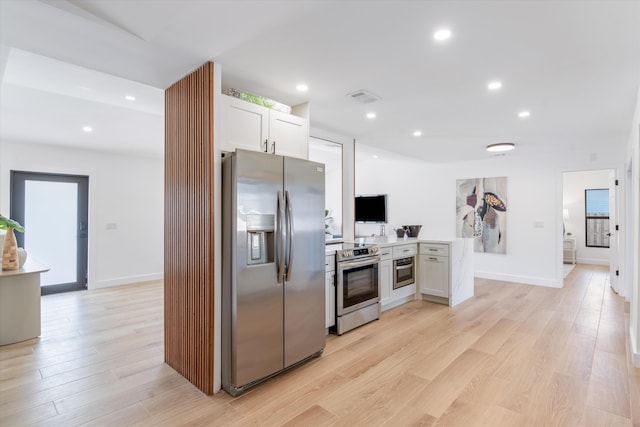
[{"xmin": 325, "ymin": 236, "xmax": 466, "ymax": 255}]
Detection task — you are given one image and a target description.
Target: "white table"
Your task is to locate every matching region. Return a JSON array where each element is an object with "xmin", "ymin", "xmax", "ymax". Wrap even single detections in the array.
[{"xmin": 0, "ymin": 260, "xmax": 49, "ymax": 345}]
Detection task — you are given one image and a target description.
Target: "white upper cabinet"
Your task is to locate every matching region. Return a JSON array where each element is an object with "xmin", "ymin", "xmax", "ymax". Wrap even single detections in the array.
[{"xmin": 220, "ymin": 95, "xmax": 308, "ymax": 159}]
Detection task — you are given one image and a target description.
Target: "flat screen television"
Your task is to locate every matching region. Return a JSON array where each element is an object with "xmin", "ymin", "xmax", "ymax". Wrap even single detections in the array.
[{"xmin": 355, "ymin": 194, "xmax": 387, "ymax": 223}]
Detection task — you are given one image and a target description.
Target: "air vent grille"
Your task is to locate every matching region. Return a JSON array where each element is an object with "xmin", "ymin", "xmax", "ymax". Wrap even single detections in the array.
[{"xmin": 346, "ymin": 90, "xmax": 381, "ymax": 104}]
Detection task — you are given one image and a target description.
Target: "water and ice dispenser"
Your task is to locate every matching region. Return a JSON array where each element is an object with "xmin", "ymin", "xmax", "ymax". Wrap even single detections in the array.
[{"xmin": 246, "ymin": 214, "xmax": 275, "ymax": 265}]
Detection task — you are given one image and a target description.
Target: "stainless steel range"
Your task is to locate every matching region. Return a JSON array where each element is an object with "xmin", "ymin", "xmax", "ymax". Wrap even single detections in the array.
[{"xmin": 332, "ymin": 243, "xmax": 381, "ymax": 335}]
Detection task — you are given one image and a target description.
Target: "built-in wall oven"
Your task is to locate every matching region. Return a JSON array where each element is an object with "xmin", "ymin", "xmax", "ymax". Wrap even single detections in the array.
[
  {"xmin": 333, "ymin": 244, "xmax": 381, "ymax": 335},
  {"xmin": 393, "ymin": 256, "xmax": 415, "ymax": 289}
]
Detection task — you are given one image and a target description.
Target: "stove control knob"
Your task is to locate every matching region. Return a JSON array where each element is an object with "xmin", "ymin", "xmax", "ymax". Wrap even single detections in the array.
[
  {"xmin": 370, "ymin": 246, "xmax": 379, "ymax": 255},
  {"xmin": 342, "ymin": 250, "xmax": 352, "ymax": 258}
]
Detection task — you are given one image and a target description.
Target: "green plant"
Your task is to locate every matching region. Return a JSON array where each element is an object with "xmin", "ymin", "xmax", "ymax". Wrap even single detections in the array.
[{"xmin": 0, "ymin": 214, "xmax": 24, "ymax": 232}]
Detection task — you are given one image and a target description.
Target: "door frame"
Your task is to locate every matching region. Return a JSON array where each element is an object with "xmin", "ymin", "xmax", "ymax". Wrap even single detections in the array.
[{"xmin": 10, "ymin": 170, "xmax": 89, "ymax": 295}]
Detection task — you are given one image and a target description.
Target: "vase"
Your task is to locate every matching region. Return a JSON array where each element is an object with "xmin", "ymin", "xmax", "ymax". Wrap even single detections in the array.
[{"xmin": 2, "ymin": 227, "xmax": 19, "ymax": 271}]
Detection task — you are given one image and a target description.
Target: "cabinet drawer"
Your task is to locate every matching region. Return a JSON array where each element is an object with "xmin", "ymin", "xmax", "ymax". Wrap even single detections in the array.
[
  {"xmin": 325, "ymin": 255, "xmax": 335, "ymax": 272},
  {"xmin": 420, "ymin": 243, "xmax": 449, "ymax": 256},
  {"xmin": 379, "ymin": 247, "xmax": 393, "ymax": 261},
  {"xmin": 393, "ymin": 244, "xmax": 417, "ymax": 258}
]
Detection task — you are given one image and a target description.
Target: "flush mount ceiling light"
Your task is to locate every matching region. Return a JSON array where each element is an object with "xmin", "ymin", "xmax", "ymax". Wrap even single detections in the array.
[
  {"xmin": 433, "ymin": 28, "xmax": 452, "ymax": 41},
  {"xmin": 124, "ymin": 95, "xmax": 136, "ymax": 101},
  {"xmin": 487, "ymin": 81, "xmax": 502, "ymax": 91},
  {"xmin": 82, "ymin": 126, "xmax": 93, "ymax": 132},
  {"xmin": 486, "ymin": 142, "xmax": 515, "ymax": 152},
  {"xmin": 366, "ymin": 112, "xmax": 376, "ymax": 119},
  {"xmin": 296, "ymin": 84, "xmax": 308, "ymax": 92},
  {"xmin": 518, "ymin": 110, "xmax": 531, "ymax": 118},
  {"xmin": 413, "ymin": 130, "xmax": 422, "ymax": 137}
]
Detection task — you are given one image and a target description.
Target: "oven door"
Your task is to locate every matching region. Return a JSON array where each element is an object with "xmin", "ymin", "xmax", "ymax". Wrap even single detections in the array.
[
  {"xmin": 393, "ymin": 256, "xmax": 415, "ymax": 289},
  {"xmin": 337, "ymin": 256, "xmax": 380, "ymax": 316}
]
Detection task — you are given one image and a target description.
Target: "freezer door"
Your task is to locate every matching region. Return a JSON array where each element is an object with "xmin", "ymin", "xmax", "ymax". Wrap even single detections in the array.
[
  {"xmin": 283, "ymin": 156, "xmax": 326, "ymax": 367},
  {"xmin": 233, "ymin": 150, "xmax": 284, "ymax": 387}
]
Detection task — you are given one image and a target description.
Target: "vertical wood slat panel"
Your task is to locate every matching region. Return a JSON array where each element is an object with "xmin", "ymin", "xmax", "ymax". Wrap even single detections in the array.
[{"xmin": 164, "ymin": 62, "xmax": 215, "ymax": 394}]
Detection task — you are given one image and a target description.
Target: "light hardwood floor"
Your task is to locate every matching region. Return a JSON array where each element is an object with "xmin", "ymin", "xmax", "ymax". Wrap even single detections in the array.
[{"xmin": 1, "ymin": 264, "xmax": 638, "ymax": 426}]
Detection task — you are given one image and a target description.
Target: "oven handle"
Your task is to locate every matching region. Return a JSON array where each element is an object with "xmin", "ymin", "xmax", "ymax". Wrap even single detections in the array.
[
  {"xmin": 395, "ymin": 264, "xmax": 413, "ymax": 270},
  {"xmin": 338, "ymin": 256, "xmax": 381, "ymax": 270}
]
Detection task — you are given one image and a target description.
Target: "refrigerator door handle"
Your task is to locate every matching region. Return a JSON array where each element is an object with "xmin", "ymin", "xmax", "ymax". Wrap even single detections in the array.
[
  {"xmin": 284, "ymin": 190, "xmax": 294, "ymax": 281},
  {"xmin": 276, "ymin": 190, "xmax": 285, "ymax": 283}
]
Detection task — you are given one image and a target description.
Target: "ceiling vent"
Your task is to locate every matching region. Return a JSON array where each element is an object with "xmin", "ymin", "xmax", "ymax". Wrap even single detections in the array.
[{"xmin": 346, "ymin": 89, "xmax": 381, "ymax": 104}]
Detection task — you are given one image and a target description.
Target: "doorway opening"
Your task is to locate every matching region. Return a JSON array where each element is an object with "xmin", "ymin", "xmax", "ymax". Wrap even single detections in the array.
[
  {"xmin": 10, "ymin": 171, "xmax": 89, "ymax": 295},
  {"xmin": 562, "ymin": 169, "xmax": 618, "ymax": 292}
]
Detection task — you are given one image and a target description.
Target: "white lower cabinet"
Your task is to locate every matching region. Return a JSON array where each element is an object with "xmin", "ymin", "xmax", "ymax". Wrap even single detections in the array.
[
  {"xmin": 419, "ymin": 254, "xmax": 449, "ymax": 298},
  {"xmin": 379, "ymin": 248, "xmax": 393, "ymax": 306},
  {"xmin": 418, "ymin": 240, "xmax": 474, "ymax": 307},
  {"xmin": 325, "ymin": 254, "xmax": 335, "ymax": 328}
]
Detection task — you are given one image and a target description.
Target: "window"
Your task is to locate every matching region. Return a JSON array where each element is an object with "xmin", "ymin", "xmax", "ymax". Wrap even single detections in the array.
[{"xmin": 585, "ymin": 189, "xmax": 609, "ymax": 248}]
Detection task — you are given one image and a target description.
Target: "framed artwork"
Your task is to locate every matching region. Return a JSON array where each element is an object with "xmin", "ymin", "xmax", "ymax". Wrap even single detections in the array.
[{"xmin": 456, "ymin": 177, "xmax": 507, "ymax": 254}]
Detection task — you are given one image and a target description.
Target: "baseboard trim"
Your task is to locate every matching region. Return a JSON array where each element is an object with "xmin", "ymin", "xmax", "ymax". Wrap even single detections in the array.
[
  {"xmin": 92, "ymin": 273, "xmax": 164, "ymax": 289},
  {"xmin": 474, "ymin": 271, "xmax": 562, "ymax": 288},
  {"xmin": 381, "ymin": 294, "xmax": 415, "ymax": 312},
  {"xmin": 576, "ymin": 258, "xmax": 609, "ymax": 266}
]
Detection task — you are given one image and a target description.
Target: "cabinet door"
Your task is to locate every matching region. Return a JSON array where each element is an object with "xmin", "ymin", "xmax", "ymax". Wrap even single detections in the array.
[
  {"xmin": 419, "ymin": 255, "xmax": 449, "ymax": 298},
  {"xmin": 220, "ymin": 95, "xmax": 268, "ymax": 153},
  {"xmin": 325, "ymin": 272, "xmax": 335, "ymax": 328},
  {"xmin": 380, "ymin": 259, "xmax": 393, "ymax": 303},
  {"xmin": 269, "ymin": 109, "xmax": 308, "ymax": 159}
]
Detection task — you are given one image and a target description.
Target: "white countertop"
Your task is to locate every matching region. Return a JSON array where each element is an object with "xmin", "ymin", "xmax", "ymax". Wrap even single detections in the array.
[{"xmin": 325, "ymin": 236, "xmax": 464, "ymax": 254}]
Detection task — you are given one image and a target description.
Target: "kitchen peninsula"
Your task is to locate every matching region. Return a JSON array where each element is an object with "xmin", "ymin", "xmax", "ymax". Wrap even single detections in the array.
[{"xmin": 325, "ymin": 237, "xmax": 474, "ymax": 328}]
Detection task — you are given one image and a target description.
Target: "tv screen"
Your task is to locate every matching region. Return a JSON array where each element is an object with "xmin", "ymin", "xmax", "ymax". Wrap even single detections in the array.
[{"xmin": 355, "ymin": 194, "xmax": 387, "ymax": 223}]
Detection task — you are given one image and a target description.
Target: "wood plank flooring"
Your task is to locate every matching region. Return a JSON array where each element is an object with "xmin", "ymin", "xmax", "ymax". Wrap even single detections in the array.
[{"xmin": 1, "ymin": 264, "xmax": 638, "ymax": 426}]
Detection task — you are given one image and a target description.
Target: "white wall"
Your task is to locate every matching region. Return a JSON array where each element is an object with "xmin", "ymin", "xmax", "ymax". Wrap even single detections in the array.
[
  {"xmin": 563, "ymin": 169, "xmax": 611, "ymax": 265},
  {"xmin": 0, "ymin": 140, "xmax": 164, "ymax": 288},
  {"xmin": 356, "ymin": 142, "xmax": 627, "ymax": 288},
  {"xmin": 627, "ymin": 87, "xmax": 640, "ymax": 367}
]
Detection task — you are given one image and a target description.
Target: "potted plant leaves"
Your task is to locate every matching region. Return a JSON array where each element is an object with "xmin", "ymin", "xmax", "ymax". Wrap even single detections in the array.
[{"xmin": 1, "ymin": 214, "xmax": 25, "ymax": 271}]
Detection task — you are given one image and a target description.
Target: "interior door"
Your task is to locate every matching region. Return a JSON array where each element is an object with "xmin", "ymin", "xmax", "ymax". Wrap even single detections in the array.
[
  {"xmin": 609, "ymin": 170, "xmax": 619, "ymax": 292},
  {"xmin": 10, "ymin": 171, "xmax": 88, "ymax": 295}
]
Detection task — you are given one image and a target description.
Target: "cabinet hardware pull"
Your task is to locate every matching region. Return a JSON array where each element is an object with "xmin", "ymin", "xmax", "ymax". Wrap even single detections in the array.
[
  {"xmin": 271, "ymin": 141, "xmax": 276, "ymax": 154},
  {"xmin": 429, "ymin": 248, "xmax": 438, "ymax": 251},
  {"xmin": 429, "ymin": 257, "xmax": 438, "ymax": 261},
  {"xmin": 263, "ymin": 139, "xmax": 269, "ymax": 152}
]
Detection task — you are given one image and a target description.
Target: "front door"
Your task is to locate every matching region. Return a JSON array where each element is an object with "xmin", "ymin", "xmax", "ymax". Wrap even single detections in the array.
[{"xmin": 10, "ymin": 171, "xmax": 89, "ymax": 295}]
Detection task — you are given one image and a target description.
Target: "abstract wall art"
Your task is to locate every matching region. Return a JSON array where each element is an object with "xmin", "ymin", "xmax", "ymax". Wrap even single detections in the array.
[{"xmin": 456, "ymin": 177, "xmax": 507, "ymax": 254}]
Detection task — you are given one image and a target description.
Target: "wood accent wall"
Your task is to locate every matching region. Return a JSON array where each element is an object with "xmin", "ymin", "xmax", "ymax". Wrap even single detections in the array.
[{"xmin": 164, "ymin": 62, "xmax": 215, "ymax": 395}]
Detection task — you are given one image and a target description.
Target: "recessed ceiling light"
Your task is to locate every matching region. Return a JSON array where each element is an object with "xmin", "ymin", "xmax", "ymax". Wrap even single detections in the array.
[
  {"xmin": 518, "ymin": 110, "xmax": 531, "ymax": 118},
  {"xmin": 433, "ymin": 29, "xmax": 452, "ymax": 41},
  {"xmin": 296, "ymin": 84, "xmax": 308, "ymax": 92},
  {"xmin": 124, "ymin": 95, "xmax": 136, "ymax": 101},
  {"xmin": 486, "ymin": 142, "xmax": 515, "ymax": 152},
  {"xmin": 413, "ymin": 130, "xmax": 422, "ymax": 137},
  {"xmin": 366, "ymin": 112, "xmax": 376, "ymax": 119},
  {"xmin": 487, "ymin": 81, "xmax": 502, "ymax": 91},
  {"xmin": 82, "ymin": 126, "xmax": 93, "ymax": 132},
  {"xmin": 373, "ymin": 155, "xmax": 379, "ymax": 159}
]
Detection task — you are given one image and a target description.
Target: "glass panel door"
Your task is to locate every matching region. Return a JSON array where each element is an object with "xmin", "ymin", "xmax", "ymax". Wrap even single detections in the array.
[
  {"xmin": 11, "ymin": 171, "xmax": 89, "ymax": 295},
  {"xmin": 25, "ymin": 181, "xmax": 78, "ymax": 286}
]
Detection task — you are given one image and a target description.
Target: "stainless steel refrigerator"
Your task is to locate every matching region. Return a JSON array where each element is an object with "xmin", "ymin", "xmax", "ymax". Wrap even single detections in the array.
[{"xmin": 221, "ymin": 149, "xmax": 326, "ymax": 396}]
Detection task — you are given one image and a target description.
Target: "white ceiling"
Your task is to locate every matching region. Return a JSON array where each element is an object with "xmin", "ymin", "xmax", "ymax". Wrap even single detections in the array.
[{"xmin": 1, "ymin": 0, "xmax": 639, "ymax": 162}]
